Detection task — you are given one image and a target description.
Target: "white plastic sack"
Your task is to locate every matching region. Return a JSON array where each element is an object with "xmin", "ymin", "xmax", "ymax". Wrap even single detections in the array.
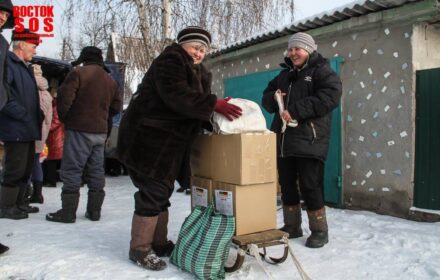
[{"xmin": 212, "ymin": 98, "xmax": 268, "ymax": 135}]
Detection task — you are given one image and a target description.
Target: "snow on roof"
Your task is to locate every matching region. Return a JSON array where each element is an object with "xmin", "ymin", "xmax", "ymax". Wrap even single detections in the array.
[{"xmin": 210, "ymin": 0, "xmax": 422, "ymax": 57}]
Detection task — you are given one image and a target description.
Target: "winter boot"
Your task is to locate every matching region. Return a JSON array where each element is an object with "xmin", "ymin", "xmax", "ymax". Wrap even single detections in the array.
[
  {"xmin": 152, "ymin": 210, "xmax": 174, "ymax": 257},
  {"xmin": 17, "ymin": 185, "xmax": 39, "ymax": 213},
  {"xmin": 280, "ymin": 204, "xmax": 303, "ymax": 239},
  {"xmin": 0, "ymin": 186, "xmax": 28, "ymax": 220},
  {"xmin": 305, "ymin": 207, "xmax": 329, "ymax": 248},
  {"xmin": 129, "ymin": 214, "xmax": 167, "ymax": 271},
  {"xmin": 29, "ymin": 181, "xmax": 44, "ymax": 204},
  {"xmin": 85, "ymin": 190, "xmax": 105, "ymax": 221},
  {"xmin": 0, "ymin": 242, "xmax": 9, "ymax": 255},
  {"xmin": 46, "ymin": 192, "xmax": 80, "ymax": 223}
]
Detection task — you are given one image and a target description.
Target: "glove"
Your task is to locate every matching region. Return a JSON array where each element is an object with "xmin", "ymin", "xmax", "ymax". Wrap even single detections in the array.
[{"xmin": 214, "ymin": 97, "xmax": 242, "ymax": 121}]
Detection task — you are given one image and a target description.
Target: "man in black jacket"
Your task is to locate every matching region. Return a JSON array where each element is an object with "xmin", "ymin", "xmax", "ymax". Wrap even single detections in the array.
[
  {"xmin": 0, "ymin": 0, "xmax": 14, "ymax": 255},
  {"xmin": 262, "ymin": 32, "xmax": 342, "ymax": 248}
]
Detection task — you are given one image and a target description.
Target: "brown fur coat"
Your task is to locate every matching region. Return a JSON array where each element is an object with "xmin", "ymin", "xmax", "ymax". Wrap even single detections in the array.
[{"xmin": 117, "ymin": 43, "xmax": 216, "ymax": 185}]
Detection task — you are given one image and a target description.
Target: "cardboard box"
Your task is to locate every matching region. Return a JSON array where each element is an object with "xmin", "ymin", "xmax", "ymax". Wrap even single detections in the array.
[
  {"xmin": 190, "ymin": 176, "xmax": 213, "ymax": 210},
  {"xmin": 190, "ymin": 135, "xmax": 213, "ymax": 179},
  {"xmin": 191, "ymin": 133, "xmax": 276, "ymax": 185},
  {"xmin": 213, "ymin": 181, "xmax": 277, "ymax": 236}
]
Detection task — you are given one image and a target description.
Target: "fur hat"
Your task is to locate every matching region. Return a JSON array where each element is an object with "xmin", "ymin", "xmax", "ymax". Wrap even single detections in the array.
[
  {"xmin": 0, "ymin": 0, "xmax": 14, "ymax": 29},
  {"xmin": 71, "ymin": 46, "xmax": 103, "ymax": 66},
  {"xmin": 11, "ymin": 29, "xmax": 40, "ymax": 46},
  {"xmin": 177, "ymin": 26, "xmax": 211, "ymax": 48},
  {"xmin": 288, "ymin": 32, "xmax": 317, "ymax": 54}
]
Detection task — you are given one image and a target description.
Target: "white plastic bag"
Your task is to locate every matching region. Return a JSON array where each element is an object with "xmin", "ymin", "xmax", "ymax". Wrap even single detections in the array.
[{"xmin": 212, "ymin": 98, "xmax": 268, "ymax": 135}]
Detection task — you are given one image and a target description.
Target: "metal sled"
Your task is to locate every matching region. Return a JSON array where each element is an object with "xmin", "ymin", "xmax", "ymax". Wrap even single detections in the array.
[{"xmin": 225, "ymin": 229, "xmax": 289, "ymax": 273}]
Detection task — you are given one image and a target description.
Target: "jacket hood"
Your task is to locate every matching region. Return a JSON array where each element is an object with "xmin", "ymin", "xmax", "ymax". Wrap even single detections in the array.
[{"xmin": 0, "ymin": 0, "xmax": 15, "ymax": 29}]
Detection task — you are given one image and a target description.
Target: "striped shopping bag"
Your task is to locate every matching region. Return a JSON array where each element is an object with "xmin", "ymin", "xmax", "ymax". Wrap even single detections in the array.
[{"xmin": 170, "ymin": 205, "xmax": 235, "ymax": 280}]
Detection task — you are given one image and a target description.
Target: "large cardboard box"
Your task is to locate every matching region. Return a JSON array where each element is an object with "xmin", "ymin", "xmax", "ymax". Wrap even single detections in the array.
[
  {"xmin": 191, "ymin": 133, "xmax": 276, "ymax": 185},
  {"xmin": 190, "ymin": 176, "xmax": 213, "ymax": 210},
  {"xmin": 190, "ymin": 135, "xmax": 213, "ymax": 179},
  {"xmin": 213, "ymin": 181, "xmax": 277, "ymax": 236}
]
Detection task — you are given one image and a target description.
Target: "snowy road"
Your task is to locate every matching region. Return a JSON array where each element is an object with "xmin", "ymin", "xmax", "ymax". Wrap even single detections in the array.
[{"xmin": 1, "ymin": 176, "xmax": 440, "ymax": 280}]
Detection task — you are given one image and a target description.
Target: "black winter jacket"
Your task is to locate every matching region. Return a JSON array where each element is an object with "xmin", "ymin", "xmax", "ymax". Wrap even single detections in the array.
[
  {"xmin": 117, "ymin": 43, "xmax": 217, "ymax": 185},
  {"xmin": 262, "ymin": 52, "xmax": 342, "ymax": 161},
  {"xmin": 0, "ymin": 0, "xmax": 14, "ymax": 110},
  {"xmin": 0, "ymin": 35, "xmax": 8, "ymax": 110}
]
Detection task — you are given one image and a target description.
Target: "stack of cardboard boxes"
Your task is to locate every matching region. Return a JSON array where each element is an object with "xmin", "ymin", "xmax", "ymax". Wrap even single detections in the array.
[{"xmin": 190, "ymin": 132, "xmax": 277, "ymax": 236}]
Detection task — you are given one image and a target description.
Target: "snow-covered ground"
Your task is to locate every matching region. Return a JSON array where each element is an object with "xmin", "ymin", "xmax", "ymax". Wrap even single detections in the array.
[{"xmin": 1, "ymin": 176, "xmax": 440, "ymax": 280}]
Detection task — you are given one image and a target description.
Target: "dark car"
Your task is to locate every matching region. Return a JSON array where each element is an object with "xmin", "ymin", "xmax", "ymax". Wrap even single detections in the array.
[{"xmin": 31, "ymin": 56, "xmax": 127, "ymax": 176}]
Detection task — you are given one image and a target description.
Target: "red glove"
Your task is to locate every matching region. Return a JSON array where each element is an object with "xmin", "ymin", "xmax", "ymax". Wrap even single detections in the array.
[{"xmin": 214, "ymin": 97, "xmax": 242, "ymax": 121}]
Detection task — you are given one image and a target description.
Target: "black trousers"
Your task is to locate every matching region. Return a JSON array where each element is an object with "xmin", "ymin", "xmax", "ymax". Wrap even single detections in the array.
[
  {"xmin": 128, "ymin": 168, "xmax": 174, "ymax": 217},
  {"xmin": 43, "ymin": 159, "xmax": 61, "ymax": 185},
  {"xmin": 2, "ymin": 142, "xmax": 35, "ymax": 189},
  {"xmin": 176, "ymin": 146, "xmax": 191, "ymax": 190},
  {"xmin": 278, "ymin": 156, "xmax": 324, "ymax": 211}
]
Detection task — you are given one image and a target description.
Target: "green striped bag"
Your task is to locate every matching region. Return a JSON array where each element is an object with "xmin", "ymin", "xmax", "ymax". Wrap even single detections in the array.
[{"xmin": 170, "ymin": 205, "xmax": 235, "ymax": 280}]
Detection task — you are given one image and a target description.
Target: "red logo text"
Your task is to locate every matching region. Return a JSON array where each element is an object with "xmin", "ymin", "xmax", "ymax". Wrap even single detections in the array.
[{"xmin": 13, "ymin": 6, "xmax": 55, "ymax": 43}]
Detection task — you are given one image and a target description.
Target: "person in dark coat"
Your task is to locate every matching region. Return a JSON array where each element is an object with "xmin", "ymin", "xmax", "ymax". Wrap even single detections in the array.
[
  {"xmin": 117, "ymin": 26, "xmax": 242, "ymax": 271},
  {"xmin": 0, "ymin": 28, "xmax": 42, "ymax": 220},
  {"xmin": 46, "ymin": 46, "xmax": 122, "ymax": 224},
  {"xmin": 0, "ymin": 0, "xmax": 14, "ymax": 110},
  {"xmin": 0, "ymin": 0, "xmax": 14, "ymax": 257},
  {"xmin": 262, "ymin": 32, "xmax": 342, "ymax": 248}
]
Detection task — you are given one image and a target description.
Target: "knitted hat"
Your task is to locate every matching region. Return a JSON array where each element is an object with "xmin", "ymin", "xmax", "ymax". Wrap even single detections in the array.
[
  {"xmin": 71, "ymin": 46, "xmax": 103, "ymax": 66},
  {"xmin": 11, "ymin": 29, "xmax": 40, "ymax": 46},
  {"xmin": 287, "ymin": 32, "xmax": 317, "ymax": 54},
  {"xmin": 177, "ymin": 26, "xmax": 211, "ymax": 48},
  {"xmin": 0, "ymin": 0, "xmax": 14, "ymax": 29}
]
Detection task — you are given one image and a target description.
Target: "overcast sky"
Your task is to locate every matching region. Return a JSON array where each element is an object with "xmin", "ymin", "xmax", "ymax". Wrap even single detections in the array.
[{"xmin": 4, "ymin": 0, "xmax": 356, "ymax": 58}]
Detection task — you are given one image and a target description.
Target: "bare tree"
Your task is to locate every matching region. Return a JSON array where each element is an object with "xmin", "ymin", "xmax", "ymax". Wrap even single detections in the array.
[
  {"xmin": 162, "ymin": 0, "xmax": 172, "ymax": 40},
  {"xmin": 171, "ymin": 0, "xmax": 295, "ymax": 48},
  {"xmin": 64, "ymin": 0, "xmax": 294, "ymax": 56},
  {"xmin": 62, "ymin": 0, "xmax": 295, "ymax": 99}
]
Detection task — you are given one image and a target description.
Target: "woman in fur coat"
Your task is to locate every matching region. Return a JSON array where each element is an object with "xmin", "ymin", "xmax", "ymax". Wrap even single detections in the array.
[{"xmin": 117, "ymin": 26, "xmax": 242, "ymax": 271}]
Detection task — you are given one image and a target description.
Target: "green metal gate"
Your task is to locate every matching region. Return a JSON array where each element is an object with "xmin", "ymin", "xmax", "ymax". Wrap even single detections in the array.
[
  {"xmin": 224, "ymin": 57, "xmax": 343, "ymax": 207},
  {"xmin": 224, "ymin": 69, "xmax": 279, "ymax": 127},
  {"xmin": 324, "ymin": 57, "xmax": 343, "ymax": 207},
  {"xmin": 414, "ymin": 68, "xmax": 440, "ymax": 210}
]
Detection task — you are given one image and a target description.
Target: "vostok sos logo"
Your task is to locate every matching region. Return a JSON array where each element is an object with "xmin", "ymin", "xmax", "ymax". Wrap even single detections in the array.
[{"xmin": 13, "ymin": 6, "xmax": 54, "ymax": 40}]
